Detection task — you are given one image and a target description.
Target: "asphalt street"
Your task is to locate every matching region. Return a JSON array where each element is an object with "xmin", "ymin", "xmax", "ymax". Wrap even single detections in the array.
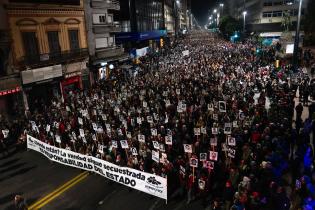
[{"xmin": 0, "ymin": 149, "xmax": 207, "ymax": 210}]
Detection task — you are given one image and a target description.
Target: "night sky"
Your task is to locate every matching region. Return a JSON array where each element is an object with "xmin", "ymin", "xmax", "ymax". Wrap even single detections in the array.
[{"xmin": 191, "ymin": 0, "xmax": 217, "ymax": 26}]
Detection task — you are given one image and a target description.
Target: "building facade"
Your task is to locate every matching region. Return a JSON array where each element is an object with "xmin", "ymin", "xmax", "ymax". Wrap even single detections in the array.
[
  {"xmin": 6, "ymin": 0, "xmax": 89, "ymax": 111},
  {"xmin": 84, "ymin": 0, "xmax": 127, "ymax": 81},
  {"xmin": 229, "ymin": 0, "xmax": 308, "ymax": 35}
]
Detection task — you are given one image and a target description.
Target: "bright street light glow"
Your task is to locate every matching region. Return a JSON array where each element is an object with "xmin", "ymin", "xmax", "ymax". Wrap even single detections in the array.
[
  {"xmin": 176, "ymin": 0, "xmax": 180, "ymax": 4},
  {"xmin": 243, "ymin": 11, "xmax": 247, "ymax": 16},
  {"xmin": 213, "ymin": 9, "xmax": 217, "ymax": 13},
  {"xmin": 220, "ymin": 3, "xmax": 224, "ymax": 7}
]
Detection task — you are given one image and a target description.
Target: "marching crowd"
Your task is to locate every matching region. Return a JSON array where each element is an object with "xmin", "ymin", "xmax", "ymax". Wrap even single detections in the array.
[{"xmin": 1, "ymin": 31, "xmax": 315, "ymax": 210}]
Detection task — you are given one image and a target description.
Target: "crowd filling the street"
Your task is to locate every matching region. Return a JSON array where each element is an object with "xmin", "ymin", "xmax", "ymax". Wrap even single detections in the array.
[{"xmin": 1, "ymin": 30, "xmax": 315, "ymax": 210}]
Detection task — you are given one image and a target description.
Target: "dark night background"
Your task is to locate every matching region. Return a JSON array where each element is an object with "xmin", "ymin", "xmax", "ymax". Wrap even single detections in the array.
[{"xmin": 191, "ymin": 0, "xmax": 217, "ymax": 26}]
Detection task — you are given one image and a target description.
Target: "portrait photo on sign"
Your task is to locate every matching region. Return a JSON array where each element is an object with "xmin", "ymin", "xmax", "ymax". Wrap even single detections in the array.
[
  {"xmin": 183, "ymin": 144, "xmax": 192, "ymax": 153},
  {"xmin": 210, "ymin": 137, "xmax": 217, "ymax": 146},
  {"xmin": 120, "ymin": 140, "xmax": 129, "ymax": 149},
  {"xmin": 209, "ymin": 151, "xmax": 218, "ymax": 161},
  {"xmin": 190, "ymin": 158, "xmax": 198, "ymax": 167},
  {"xmin": 219, "ymin": 101, "xmax": 226, "ymax": 112},
  {"xmin": 227, "ymin": 136, "xmax": 236, "ymax": 146},
  {"xmin": 224, "ymin": 126, "xmax": 232, "ymax": 135},
  {"xmin": 211, "ymin": 127, "xmax": 218, "ymax": 135},
  {"xmin": 165, "ymin": 135, "xmax": 173, "ymax": 145},
  {"xmin": 199, "ymin": 153, "xmax": 207, "ymax": 161}
]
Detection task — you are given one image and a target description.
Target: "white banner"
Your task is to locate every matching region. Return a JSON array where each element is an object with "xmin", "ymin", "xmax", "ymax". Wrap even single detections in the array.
[{"xmin": 27, "ymin": 135, "xmax": 167, "ymax": 200}]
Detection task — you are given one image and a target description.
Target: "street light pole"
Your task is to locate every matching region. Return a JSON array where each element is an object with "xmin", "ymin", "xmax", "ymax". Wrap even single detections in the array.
[
  {"xmin": 293, "ymin": 0, "xmax": 303, "ymax": 72},
  {"xmin": 243, "ymin": 11, "xmax": 247, "ymax": 32}
]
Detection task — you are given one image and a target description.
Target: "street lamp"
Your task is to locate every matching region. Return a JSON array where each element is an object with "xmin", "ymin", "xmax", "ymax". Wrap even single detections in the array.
[
  {"xmin": 219, "ymin": 3, "xmax": 224, "ymax": 15},
  {"xmin": 213, "ymin": 9, "xmax": 217, "ymax": 14},
  {"xmin": 242, "ymin": 11, "xmax": 247, "ymax": 32},
  {"xmin": 293, "ymin": 0, "xmax": 303, "ymax": 72}
]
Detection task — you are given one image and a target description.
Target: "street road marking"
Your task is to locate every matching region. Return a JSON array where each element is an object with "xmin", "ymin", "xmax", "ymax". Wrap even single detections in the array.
[{"xmin": 28, "ymin": 171, "xmax": 88, "ymax": 209}]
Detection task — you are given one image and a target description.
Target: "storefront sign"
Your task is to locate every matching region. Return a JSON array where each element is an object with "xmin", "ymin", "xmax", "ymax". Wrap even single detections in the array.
[
  {"xmin": 21, "ymin": 65, "xmax": 62, "ymax": 85},
  {"xmin": 0, "ymin": 87, "xmax": 21, "ymax": 96}
]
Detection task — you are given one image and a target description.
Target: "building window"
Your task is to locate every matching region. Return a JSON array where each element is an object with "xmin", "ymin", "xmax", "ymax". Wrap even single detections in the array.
[
  {"xmin": 47, "ymin": 31, "xmax": 61, "ymax": 55},
  {"xmin": 95, "ymin": 37, "xmax": 108, "ymax": 49},
  {"xmin": 263, "ymin": 1, "xmax": 272, "ymax": 6},
  {"xmin": 262, "ymin": 12, "xmax": 273, "ymax": 18},
  {"xmin": 21, "ymin": 32, "xmax": 39, "ymax": 59},
  {"xmin": 99, "ymin": 15, "xmax": 106, "ymax": 23},
  {"xmin": 68, "ymin": 30, "xmax": 80, "ymax": 50},
  {"xmin": 0, "ymin": 50, "xmax": 5, "ymax": 76},
  {"xmin": 272, "ymin": 11, "xmax": 283, "ymax": 17}
]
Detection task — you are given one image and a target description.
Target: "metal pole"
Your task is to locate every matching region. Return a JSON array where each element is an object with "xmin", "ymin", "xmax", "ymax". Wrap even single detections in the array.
[
  {"xmin": 243, "ymin": 13, "xmax": 246, "ymax": 32},
  {"xmin": 293, "ymin": 0, "xmax": 303, "ymax": 72}
]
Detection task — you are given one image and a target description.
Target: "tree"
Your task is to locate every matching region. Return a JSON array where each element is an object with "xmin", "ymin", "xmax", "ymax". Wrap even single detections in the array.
[{"xmin": 219, "ymin": 15, "xmax": 242, "ymax": 38}]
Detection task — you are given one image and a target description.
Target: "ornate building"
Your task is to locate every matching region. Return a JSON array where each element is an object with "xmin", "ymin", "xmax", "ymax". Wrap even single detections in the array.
[{"xmin": 6, "ymin": 0, "xmax": 89, "ymax": 111}]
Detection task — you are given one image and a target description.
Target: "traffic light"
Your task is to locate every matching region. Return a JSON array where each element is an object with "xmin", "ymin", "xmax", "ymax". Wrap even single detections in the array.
[{"xmin": 160, "ymin": 38, "xmax": 164, "ymax": 48}]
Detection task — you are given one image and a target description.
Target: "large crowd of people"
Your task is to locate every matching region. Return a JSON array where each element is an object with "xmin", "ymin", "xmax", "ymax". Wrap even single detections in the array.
[{"xmin": 1, "ymin": 31, "xmax": 315, "ymax": 210}]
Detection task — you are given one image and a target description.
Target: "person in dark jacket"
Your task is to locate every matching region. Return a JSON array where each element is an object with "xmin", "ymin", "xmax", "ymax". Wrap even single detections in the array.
[{"xmin": 14, "ymin": 195, "xmax": 27, "ymax": 210}]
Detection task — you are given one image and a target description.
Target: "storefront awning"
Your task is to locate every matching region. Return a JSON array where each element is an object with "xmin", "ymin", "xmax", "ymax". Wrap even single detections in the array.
[{"xmin": 92, "ymin": 53, "xmax": 130, "ymax": 66}]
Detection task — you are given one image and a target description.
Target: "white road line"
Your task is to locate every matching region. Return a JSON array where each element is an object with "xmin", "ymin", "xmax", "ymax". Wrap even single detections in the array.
[
  {"xmin": 98, "ymin": 189, "xmax": 118, "ymax": 205},
  {"xmin": 149, "ymin": 199, "xmax": 161, "ymax": 210}
]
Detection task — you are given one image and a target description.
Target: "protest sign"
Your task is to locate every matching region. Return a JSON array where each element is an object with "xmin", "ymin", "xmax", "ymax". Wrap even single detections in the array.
[
  {"xmin": 153, "ymin": 141, "xmax": 160, "ymax": 150},
  {"xmin": 131, "ymin": 147, "xmax": 138, "ymax": 156},
  {"xmin": 112, "ymin": 140, "xmax": 118, "ymax": 148},
  {"xmin": 151, "ymin": 128, "xmax": 158, "ymax": 136},
  {"xmin": 165, "ymin": 135, "xmax": 172, "ymax": 145},
  {"xmin": 194, "ymin": 128, "xmax": 201, "ymax": 136},
  {"xmin": 152, "ymin": 150, "xmax": 160, "ymax": 163},
  {"xmin": 219, "ymin": 101, "xmax": 226, "ymax": 112},
  {"xmin": 199, "ymin": 153, "xmax": 207, "ymax": 161},
  {"xmin": 2, "ymin": 129, "xmax": 9, "ymax": 138},
  {"xmin": 209, "ymin": 151, "xmax": 218, "ymax": 161},
  {"xmin": 138, "ymin": 134, "xmax": 145, "ymax": 143},
  {"xmin": 190, "ymin": 158, "xmax": 198, "ymax": 168},
  {"xmin": 120, "ymin": 140, "xmax": 129, "ymax": 149},
  {"xmin": 27, "ymin": 135, "xmax": 167, "ymax": 200},
  {"xmin": 210, "ymin": 138, "xmax": 217, "ymax": 146},
  {"xmin": 183, "ymin": 144, "xmax": 192, "ymax": 153},
  {"xmin": 227, "ymin": 136, "xmax": 236, "ymax": 146}
]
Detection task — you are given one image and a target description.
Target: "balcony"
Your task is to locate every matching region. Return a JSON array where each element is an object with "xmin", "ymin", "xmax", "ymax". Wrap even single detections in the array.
[
  {"xmin": 91, "ymin": 0, "xmax": 120, "ymax": 10},
  {"xmin": 95, "ymin": 45, "xmax": 124, "ymax": 59},
  {"xmin": 93, "ymin": 23, "xmax": 121, "ymax": 34},
  {"xmin": 18, "ymin": 48, "xmax": 88, "ymax": 70}
]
